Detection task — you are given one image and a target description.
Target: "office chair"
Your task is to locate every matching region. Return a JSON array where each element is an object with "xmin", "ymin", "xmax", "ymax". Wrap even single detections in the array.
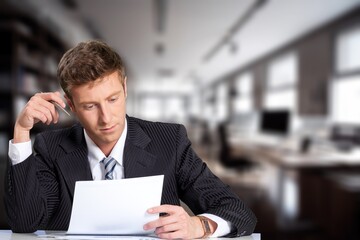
[{"xmin": 217, "ymin": 123, "xmax": 254, "ymax": 171}]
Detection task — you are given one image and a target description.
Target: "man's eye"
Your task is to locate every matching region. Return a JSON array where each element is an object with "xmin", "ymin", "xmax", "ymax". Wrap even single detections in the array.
[
  {"xmin": 84, "ymin": 104, "xmax": 95, "ymax": 110},
  {"xmin": 109, "ymin": 97, "xmax": 118, "ymax": 103}
]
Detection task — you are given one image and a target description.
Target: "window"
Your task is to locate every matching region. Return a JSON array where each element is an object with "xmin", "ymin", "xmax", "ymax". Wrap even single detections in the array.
[
  {"xmin": 216, "ymin": 82, "xmax": 229, "ymax": 121},
  {"xmin": 331, "ymin": 24, "xmax": 360, "ymax": 125},
  {"xmin": 331, "ymin": 75, "xmax": 360, "ymax": 125},
  {"xmin": 234, "ymin": 72, "xmax": 253, "ymax": 113},
  {"xmin": 164, "ymin": 97, "xmax": 186, "ymax": 123},
  {"xmin": 189, "ymin": 94, "xmax": 201, "ymax": 118},
  {"xmin": 139, "ymin": 95, "xmax": 186, "ymax": 123},
  {"xmin": 335, "ymin": 25, "xmax": 360, "ymax": 74},
  {"xmin": 264, "ymin": 52, "xmax": 298, "ymax": 111},
  {"xmin": 140, "ymin": 97, "xmax": 162, "ymax": 120},
  {"xmin": 203, "ymin": 88, "xmax": 216, "ymax": 121},
  {"xmin": 264, "ymin": 91, "xmax": 297, "ymax": 110}
]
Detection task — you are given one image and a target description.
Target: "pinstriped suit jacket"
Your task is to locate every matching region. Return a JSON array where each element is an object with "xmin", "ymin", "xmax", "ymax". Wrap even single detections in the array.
[{"xmin": 5, "ymin": 116, "xmax": 256, "ymax": 236}]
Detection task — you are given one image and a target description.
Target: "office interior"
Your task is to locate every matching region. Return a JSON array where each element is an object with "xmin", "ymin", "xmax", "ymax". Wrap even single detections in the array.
[{"xmin": 1, "ymin": 0, "xmax": 360, "ymax": 239}]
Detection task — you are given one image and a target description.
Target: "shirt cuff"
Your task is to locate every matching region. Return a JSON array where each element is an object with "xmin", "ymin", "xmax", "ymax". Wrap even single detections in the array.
[
  {"xmin": 8, "ymin": 139, "xmax": 32, "ymax": 165},
  {"xmin": 199, "ymin": 213, "xmax": 232, "ymax": 237}
]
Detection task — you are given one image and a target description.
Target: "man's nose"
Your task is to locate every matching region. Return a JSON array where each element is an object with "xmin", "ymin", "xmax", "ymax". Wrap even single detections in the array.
[{"xmin": 99, "ymin": 104, "xmax": 111, "ymax": 123}]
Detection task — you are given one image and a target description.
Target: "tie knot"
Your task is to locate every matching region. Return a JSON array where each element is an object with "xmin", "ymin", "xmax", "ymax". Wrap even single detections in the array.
[{"xmin": 101, "ymin": 157, "xmax": 116, "ymax": 180}]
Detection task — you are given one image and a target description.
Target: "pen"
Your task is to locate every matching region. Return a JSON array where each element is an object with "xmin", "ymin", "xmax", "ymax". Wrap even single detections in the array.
[
  {"xmin": 50, "ymin": 100, "xmax": 71, "ymax": 116},
  {"xmin": 40, "ymin": 92, "xmax": 71, "ymax": 116}
]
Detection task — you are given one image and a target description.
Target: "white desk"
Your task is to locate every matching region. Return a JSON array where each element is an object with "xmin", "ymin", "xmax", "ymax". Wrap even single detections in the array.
[
  {"xmin": 0, "ymin": 230, "xmax": 261, "ymax": 240},
  {"xmin": 229, "ymin": 136, "xmax": 360, "ymax": 223},
  {"xmin": 229, "ymin": 137, "xmax": 360, "ymax": 169}
]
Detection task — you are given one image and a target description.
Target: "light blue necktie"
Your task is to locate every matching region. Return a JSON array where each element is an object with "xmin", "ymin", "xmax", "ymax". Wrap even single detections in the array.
[{"xmin": 102, "ymin": 156, "xmax": 116, "ymax": 180}]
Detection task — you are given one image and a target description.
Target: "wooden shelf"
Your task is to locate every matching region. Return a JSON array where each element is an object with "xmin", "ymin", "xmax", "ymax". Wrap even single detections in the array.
[
  {"xmin": 0, "ymin": 10, "xmax": 72, "ymax": 135},
  {"xmin": 0, "ymin": 4, "xmax": 74, "ymax": 229}
]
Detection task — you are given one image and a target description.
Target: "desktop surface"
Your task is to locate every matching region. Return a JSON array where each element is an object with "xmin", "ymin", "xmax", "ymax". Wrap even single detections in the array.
[
  {"xmin": 0, "ymin": 230, "xmax": 260, "ymax": 240},
  {"xmin": 229, "ymin": 132, "xmax": 360, "ymax": 169}
]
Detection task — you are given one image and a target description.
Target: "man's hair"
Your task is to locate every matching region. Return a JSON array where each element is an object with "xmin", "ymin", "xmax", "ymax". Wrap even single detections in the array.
[{"xmin": 57, "ymin": 40, "xmax": 126, "ymax": 98}]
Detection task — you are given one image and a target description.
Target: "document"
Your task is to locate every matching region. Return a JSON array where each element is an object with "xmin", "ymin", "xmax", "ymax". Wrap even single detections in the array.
[
  {"xmin": 67, "ymin": 175, "xmax": 164, "ymax": 235},
  {"xmin": 36, "ymin": 231, "xmax": 260, "ymax": 240},
  {"xmin": 37, "ymin": 233, "xmax": 259, "ymax": 240}
]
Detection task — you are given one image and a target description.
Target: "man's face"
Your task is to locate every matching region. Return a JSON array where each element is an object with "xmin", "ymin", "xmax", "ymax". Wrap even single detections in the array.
[{"xmin": 67, "ymin": 71, "xmax": 127, "ymax": 153}]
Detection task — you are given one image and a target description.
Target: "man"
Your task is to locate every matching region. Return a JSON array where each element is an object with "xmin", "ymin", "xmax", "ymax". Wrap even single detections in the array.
[{"xmin": 5, "ymin": 40, "xmax": 256, "ymax": 238}]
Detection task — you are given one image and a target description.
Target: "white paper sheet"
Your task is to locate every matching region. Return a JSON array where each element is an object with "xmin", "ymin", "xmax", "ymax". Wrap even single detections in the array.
[
  {"xmin": 67, "ymin": 175, "xmax": 164, "ymax": 235},
  {"xmin": 37, "ymin": 234, "xmax": 259, "ymax": 240}
]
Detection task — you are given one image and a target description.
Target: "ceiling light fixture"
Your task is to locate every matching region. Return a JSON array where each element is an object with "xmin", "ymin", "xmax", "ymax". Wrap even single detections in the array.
[
  {"xmin": 153, "ymin": 0, "xmax": 167, "ymax": 34},
  {"xmin": 155, "ymin": 42, "xmax": 165, "ymax": 56},
  {"xmin": 203, "ymin": 0, "xmax": 267, "ymax": 62},
  {"xmin": 229, "ymin": 41, "xmax": 238, "ymax": 54}
]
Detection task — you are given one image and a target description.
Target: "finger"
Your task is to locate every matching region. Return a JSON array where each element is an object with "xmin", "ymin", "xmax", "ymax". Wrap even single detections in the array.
[
  {"xmin": 157, "ymin": 231, "xmax": 184, "ymax": 240},
  {"xmin": 148, "ymin": 204, "xmax": 180, "ymax": 215},
  {"xmin": 27, "ymin": 100, "xmax": 56, "ymax": 125},
  {"xmin": 144, "ymin": 214, "xmax": 178, "ymax": 230},
  {"xmin": 29, "ymin": 95, "xmax": 63, "ymax": 125},
  {"xmin": 145, "ymin": 205, "xmax": 189, "ymax": 232},
  {"xmin": 51, "ymin": 108, "xmax": 60, "ymax": 124},
  {"xmin": 155, "ymin": 222, "xmax": 182, "ymax": 235},
  {"xmin": 37, "ymin": 92, "xmax": 67, "ymax": 108},
  {"xmin": 23, "ymin": 108, "xmax": 49, "ymax": 125},
  {"xmin": 34, "ymin": 108, "xmax": 53, "ymax": 125},
  {"xmin": 52, "ymin": 91, "xmax": 67, "ymax": 108},
  {"xmin": 32, "ymin": 95, "xmax": 63, "ymax": 123}
]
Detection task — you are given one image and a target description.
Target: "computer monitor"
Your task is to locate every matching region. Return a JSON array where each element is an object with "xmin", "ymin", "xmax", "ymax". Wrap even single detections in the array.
[{"xmin": 259, "ymin": 109, "xmax": 290, "ymax": 135}]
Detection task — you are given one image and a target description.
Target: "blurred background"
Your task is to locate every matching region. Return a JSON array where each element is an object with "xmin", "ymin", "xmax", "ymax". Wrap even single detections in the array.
[{"xmin": 1, "ymin": 0, "xmax": 360, "ymax": 239}]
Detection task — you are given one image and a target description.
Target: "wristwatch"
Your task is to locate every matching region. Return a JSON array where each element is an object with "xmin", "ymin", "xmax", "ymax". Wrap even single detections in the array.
[{"xmin": 198, "ymin": 216, "xmax": 212, "ymax": 238}]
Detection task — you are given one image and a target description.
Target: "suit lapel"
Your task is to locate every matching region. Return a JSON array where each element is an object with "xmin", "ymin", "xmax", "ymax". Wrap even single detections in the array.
[
  {"xmin": 123, "ymin": 117, "xmax": 157, "ymax": 178},
  {"xmin": 57, "ymin": 123, "xmax": 92, "ymax": 198},
  {"xmin": 54, "ymin": 118, "xmax": 158, "ymax": 196}
]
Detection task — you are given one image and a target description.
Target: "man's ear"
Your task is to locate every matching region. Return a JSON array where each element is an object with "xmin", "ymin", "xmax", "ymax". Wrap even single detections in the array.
[
  {"xmin": 65, "ymin": 95, "xmax": 75, "ymax": 112},
  {"xmin": 124, "ymin": 76, "xmax": 127, "ymax": 98}
]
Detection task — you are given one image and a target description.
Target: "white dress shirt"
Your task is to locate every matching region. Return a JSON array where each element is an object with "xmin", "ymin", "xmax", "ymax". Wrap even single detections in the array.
[
  {"xmin": 85, "ymin": 120, "xmax": 127, "ymax": 180},
  {"xmin": 8, "ymin": 119, "xmax": 231, "ymax": 236}
]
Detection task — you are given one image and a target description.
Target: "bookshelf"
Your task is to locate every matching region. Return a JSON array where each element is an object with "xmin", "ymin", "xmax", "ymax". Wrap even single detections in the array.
[{"xmin": 0, "ymin": 6, "xmax": 75, "ymax": 229}]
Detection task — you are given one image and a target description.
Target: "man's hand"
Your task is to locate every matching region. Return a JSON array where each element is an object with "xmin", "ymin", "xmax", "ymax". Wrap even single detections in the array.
[
  {"xmin": 143, "ymin": 204, "xmax": 216, "ymax": 239},
  {"xmin": 13, "ymin": 92, "xmax": 66, "ymax": 143}
]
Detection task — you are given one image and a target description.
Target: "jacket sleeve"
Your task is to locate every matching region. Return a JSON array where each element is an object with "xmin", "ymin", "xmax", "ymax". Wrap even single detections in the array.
[
  {"xmin": 175, "ymin": 124, "xmax": 257, "ymax": 237},
  {"xmin": 4, "ymin": 134, "xmax": 60, "ymax": 233}
]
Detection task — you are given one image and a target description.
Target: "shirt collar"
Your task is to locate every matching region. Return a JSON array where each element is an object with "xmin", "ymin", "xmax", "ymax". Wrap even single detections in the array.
[{"xmin": 84, "ymin": 118, "xmax": 128, "ymax": 171}]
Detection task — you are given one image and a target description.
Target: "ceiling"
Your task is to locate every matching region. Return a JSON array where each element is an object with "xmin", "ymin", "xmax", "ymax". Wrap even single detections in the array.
[
  {"xmin": 14, "ymin": 0, "xmax": 360, "ymax": 93},
  {"xmin": 74, "ymin": 0, "xmax": 256, "ymax": 92}
]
